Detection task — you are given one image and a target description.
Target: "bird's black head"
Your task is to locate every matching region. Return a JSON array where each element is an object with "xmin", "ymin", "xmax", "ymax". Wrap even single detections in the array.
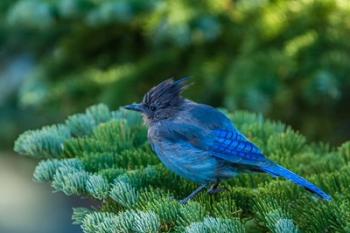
[{"xmin": 124, "ymin": 78, "xmax": 190, "ymax": 123}]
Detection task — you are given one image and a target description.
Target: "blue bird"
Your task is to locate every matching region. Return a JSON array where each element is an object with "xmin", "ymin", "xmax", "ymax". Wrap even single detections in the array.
[{"xmin": 124, "ymin": 78, "xmax": 331, "ymax": 204}]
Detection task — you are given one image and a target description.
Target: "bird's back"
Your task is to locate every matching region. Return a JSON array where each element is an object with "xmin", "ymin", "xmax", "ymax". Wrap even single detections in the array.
[{"xmin": 175, "ymin": 100, "xmax": 234, "ymax": 131}]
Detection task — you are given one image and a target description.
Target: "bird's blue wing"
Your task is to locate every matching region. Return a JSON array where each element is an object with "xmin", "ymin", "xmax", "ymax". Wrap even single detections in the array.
[
  {"xmin": 159, "ymin": 121, "xmax": 266, "ymax": 166},
  {"xmin": 184, "ymin": 103, "xmax": 265, "ymax": 164},
  {"xmin": 208, "ymin": 129, "xmax": 266, "ymax": 164}
]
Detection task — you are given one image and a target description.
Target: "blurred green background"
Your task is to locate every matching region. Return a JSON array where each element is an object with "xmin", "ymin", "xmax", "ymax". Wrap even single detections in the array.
[{"xmin": 0, "ymin": 0, "xmax": 349, "ymax": 232}]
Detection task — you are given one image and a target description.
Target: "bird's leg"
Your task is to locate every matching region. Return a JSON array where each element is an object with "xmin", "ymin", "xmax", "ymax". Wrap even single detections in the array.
[
  {"xmin": 207, "ymin": 182, "xmax": 225, "ymax": 194},
  {"xmin": 179, "ymin": 184, "xmax": 207, "ymax": 205}
]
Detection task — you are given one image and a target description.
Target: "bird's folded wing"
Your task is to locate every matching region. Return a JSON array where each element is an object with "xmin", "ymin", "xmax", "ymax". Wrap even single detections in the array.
[
  {"xmin": 162, "ymin": 121, "xmax": 267, "ymax": 166},
  {"xmin": 208, "ymin": 129, "xmax": 266, "ymax": 164}
]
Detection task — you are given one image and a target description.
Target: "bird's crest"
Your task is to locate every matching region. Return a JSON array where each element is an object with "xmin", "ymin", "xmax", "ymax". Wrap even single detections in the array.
[{"xmin": 143, "ymin": 78, "xmax": 191, "ymax": 108}]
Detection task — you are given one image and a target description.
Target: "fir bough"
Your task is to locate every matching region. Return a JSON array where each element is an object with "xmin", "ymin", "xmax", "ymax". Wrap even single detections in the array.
[{"xmin": 14, "ymin": 104, "xmax": 350, "ymax": 232}]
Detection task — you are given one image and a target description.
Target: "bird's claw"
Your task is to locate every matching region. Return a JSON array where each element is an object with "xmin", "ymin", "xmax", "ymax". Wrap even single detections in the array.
[
  {"xmin": 207, "ymin": 187, "xmax": 226, "ymax": 195},
  {"xmin": 179, "ymin": 199, "xmax": 189, "ymax": 205}
]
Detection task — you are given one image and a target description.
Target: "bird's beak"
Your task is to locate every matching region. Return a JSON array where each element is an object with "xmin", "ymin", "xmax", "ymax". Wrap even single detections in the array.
[{"xmin": 123, "ymin": 103, "xmax": 144, "ymax": 112}]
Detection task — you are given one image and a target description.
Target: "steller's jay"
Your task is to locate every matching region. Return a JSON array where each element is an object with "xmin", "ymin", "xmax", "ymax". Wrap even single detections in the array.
[{"xmin": 124, "ymin": 78, "xmax": 331, "ymax": 204}]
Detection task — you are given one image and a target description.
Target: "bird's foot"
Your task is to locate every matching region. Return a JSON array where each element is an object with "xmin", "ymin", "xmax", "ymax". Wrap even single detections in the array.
[
  {"xmin": 178, "ymin": 184, "xmax": 207, "ymax": 205},
  {"xmin": 207, "ymin": 182, "xmax": 226, "ymax": 195},
  {"xmin": 207, "ymin": 187, "xmax": 226, "ymax": 195},
  {"xmin": 179, "ymin": 198, "xmax": 189, "ymax": 205}
]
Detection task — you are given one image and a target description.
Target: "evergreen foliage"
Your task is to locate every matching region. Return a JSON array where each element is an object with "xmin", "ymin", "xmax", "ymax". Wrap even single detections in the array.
[{"xmin": 14, "ymin": 104, "xmax": 350, "ymax": 232}]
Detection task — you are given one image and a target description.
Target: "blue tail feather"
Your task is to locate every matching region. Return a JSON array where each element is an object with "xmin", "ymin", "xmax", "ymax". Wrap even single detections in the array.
[{"xmin": 262, "ymin": 163, "xmax": 332, "ymax": 201}]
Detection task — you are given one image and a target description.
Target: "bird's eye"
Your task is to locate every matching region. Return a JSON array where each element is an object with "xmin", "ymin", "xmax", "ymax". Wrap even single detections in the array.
[{"xmin": 150, "ymin": 106, "xmax": 156, "ymax": 111}]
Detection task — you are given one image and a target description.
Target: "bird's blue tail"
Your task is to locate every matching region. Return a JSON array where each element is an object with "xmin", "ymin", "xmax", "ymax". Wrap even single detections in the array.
[{"xmin": 262, "ymin": 163, "xmax": 332, "ymax": 201}]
